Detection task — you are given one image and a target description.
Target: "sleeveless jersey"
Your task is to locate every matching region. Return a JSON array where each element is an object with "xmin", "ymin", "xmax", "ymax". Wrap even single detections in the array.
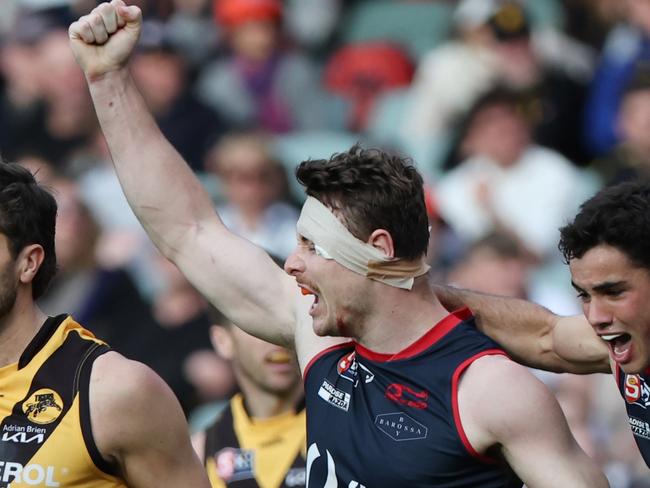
[
  {"xmin": 616, "ymin": 364, "xmax": 650, "ymax": 466},
  {"xmin": 204, "ymin": 394, "xmax": 306, "ymax": 488},
  {"xmin": 0, "ymin": 314, "xmax": 125, "ymax": 487},
  {"xmin": 303, "ymin": 308, "xmax": 523, "ymax": 488}
]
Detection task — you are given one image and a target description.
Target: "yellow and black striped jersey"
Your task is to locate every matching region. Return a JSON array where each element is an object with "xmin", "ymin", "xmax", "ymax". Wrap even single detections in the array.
[
  {"xmin": 204, "ymin": 394, "xmax": 306, "ymax": 488},
  {"xmin": 0, "ymin": 314, "xmax": 126, "ymax": 487}
]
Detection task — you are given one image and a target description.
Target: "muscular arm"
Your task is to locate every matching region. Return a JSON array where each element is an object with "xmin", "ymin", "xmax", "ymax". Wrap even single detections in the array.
[
  {"xmin": 459, "ymin": 356, "xmax": 609, "ymax": 488},
  {"xmin": 434, "ymin": 284, "xmax": 610, "ymax": 374},
  {"xmin": 90, "ymin": 352, "xmax": 211, "ymax": 487},
  {"xmin": 69, "ymin": 1, "xmax": 298, "ymax": 346}
]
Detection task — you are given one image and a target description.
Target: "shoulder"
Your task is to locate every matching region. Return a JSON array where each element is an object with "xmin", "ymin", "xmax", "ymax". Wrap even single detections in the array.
[
  {"xmin": 90, "ymin": 351, "xmax": 170, "ymax": 404},
  {"xmin": 460, "ymin": 355, "xmax": 563, "ymax": 431},
  {"xmin": 88, "ymin": 351, "xmax": 186, "ymax": 456}
]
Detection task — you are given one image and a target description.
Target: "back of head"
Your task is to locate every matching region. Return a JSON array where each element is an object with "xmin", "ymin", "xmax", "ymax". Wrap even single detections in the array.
[
  {"xmin": 295, "ymin": 145, "xmax": 429, "ymax": 260},
  {"xmin": 559, "ymin": 180, "xmax": 650, "ymax": 269},
  {"xmin": 0, "ymin": 161, "xmax": 57, "ymax": 299}
]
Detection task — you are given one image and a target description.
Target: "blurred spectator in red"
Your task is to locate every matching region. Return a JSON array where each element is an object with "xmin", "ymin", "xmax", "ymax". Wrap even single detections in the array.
[
  {"xmin": 324, "ymin": 41, "xmax": 414, "ymax": 132},
  {"xmin": 195, "ymin": 0, "xmax": 332, "ymax": 133},
  {"xmin": 205, "ymin": 130, "xmax": 298, "ymax": 259}
]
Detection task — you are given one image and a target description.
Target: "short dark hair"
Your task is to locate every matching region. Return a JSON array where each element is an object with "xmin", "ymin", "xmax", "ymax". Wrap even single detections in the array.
[
  {"xmin": 0, "ymin": 161, "xmax": 57, "ymax": 299},
  {"xmin": 559, "ymin": 180, "xmax": 650, "ymax": 269},
  {"xmin": 295, "ymin": 145, "xmax": 429, "ymax": 260}
]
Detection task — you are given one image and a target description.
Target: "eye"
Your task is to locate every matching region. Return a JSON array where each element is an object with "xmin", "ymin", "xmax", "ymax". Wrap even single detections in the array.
[
  {"xmin": 576, "ymin": 291, "xmax": 590, "ymax": 303},
  {"xmin": 298, "ymin": 236, "xmax": 315, "ymax": 252},
  {"xmin": 605, "ymin": 288, "xmax": 624, "ymax": 298}
]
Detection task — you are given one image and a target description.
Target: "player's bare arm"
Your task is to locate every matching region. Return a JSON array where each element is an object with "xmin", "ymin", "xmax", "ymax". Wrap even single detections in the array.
[
  {"xmin": 434, "ymin": 284, "xmax": 610, "ymax": 374},
  {"xmin": 458, "ymin": 355, "xmax": 609, "ymax": 487},
  {"xmin": 68, "ymin": 1, "xmax": 299, "ymax": 347},
  {"xmin": 89, "ymin": 352, "xmax": 211, "ymax": 487}
]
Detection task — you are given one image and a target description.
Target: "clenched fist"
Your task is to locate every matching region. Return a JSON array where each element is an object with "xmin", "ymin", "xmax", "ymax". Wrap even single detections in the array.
[{"xmin": 68, "ymin": 0, "xmax": 142, "ymax": 80}]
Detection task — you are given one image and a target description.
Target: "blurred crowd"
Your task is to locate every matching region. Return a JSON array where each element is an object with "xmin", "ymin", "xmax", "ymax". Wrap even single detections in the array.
[{"xmin": 2, "ymin": 0, "xmax": 650, "ymax": 485}]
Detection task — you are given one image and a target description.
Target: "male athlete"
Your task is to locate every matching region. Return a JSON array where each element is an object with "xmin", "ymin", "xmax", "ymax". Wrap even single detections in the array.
[
  {"xmin": 0, "ymin": 164, "xmax": 209, "ymax": 486},
  {"xmin": 68, "ymin": 2, "xmax": 608, "ymax": 486},
  {"xmin": 193, "ymin": 306, "xmax": 305, "ymax": 488},
  {"xmin": 435, "ymin": 180, "xmax": 650, "ymax": 467}
]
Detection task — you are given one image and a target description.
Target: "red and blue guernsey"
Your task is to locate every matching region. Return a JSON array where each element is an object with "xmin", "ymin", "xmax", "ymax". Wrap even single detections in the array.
[
  {"xmin": 616, "ymin": 364, "xmax": 650, "ymax": 466},
  {"xmin": 303, "ymin": 308, "xmax": 523, "ymax": 488}
]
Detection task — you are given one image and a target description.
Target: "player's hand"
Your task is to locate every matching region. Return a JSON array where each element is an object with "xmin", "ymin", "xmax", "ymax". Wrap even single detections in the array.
[{"xmin": 68, "ymin": 0, "xmax": 142, "ymax": 80}]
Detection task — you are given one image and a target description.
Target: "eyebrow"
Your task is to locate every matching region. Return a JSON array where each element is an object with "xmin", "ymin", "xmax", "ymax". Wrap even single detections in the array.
[{"xmin": 571, "ymin": 280, "xmax": 626, "ymax": 294}]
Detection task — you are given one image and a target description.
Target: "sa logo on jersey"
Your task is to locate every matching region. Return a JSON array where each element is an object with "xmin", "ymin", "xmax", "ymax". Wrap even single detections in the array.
[
  {"xmin": 22, "ymin": 389, "xmax": 63, "ymax": 424},
  {"xmin": 626, "ymin": 375, "xmax": 642, "ymax": 403},
  {"xmin": 625, "ymin": 374, "xmax": 650, "ymax": 408}
]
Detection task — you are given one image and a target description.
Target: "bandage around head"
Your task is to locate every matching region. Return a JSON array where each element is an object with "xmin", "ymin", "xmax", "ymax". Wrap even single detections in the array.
[{"xmin": 296, "ymin": 197, "xmax": 430, "ymax": 290}]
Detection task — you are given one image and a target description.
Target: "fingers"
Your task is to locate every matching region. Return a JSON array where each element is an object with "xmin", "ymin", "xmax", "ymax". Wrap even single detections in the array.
[
  {"xmin": 68, "ymin": 16, "xmax": 96, "ymax": 43},
  {"xmin": 68, "ymin": 1, "xmax": 140, "ymax": 45},
  {"xmin": 111, "ymin": 0, "xmax": 127, "ymax": 27},
  {"xmin": 117, "ymin": 4, "xmax": 143, "ymax": 24}
]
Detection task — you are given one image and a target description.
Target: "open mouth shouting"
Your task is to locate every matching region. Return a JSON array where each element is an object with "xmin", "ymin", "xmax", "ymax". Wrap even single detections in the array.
[
  {"xmin": 299, "ymin": 284, "xmax": 320, "ymax": 316},
  {"xmin": 600, "ymin": 332, "xmax": 633, "ymax": 363}
]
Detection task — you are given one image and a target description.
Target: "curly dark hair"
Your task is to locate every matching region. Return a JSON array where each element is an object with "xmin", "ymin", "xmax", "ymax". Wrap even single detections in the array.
[
  {"xmin": 295, "ymin": 145, "xmax": 429, "ymax": 260},
  {"xmin": 0, "ymin": 161, "xmax": 57, "ymax": 299},
  {"xmin": 559, "ymin": 180, "xmax": 650, "ymax": 269}
]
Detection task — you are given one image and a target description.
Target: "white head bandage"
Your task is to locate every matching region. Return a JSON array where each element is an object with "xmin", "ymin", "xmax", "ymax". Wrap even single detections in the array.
[{"xmin": 296, "ymin": 197, "xmax": 430, "ymax": 290}]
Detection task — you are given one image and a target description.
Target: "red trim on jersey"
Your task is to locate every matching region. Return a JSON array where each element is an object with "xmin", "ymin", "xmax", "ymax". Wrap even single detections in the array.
[
  {"xmin": 451, "ymin": 349, "xmax": 508, "ymax": 464},
  {"xmin": 355, "ymin": 308, "xmax": 473, "ymax": 362},
  {"xmin": 303, "ymin": 341, "xmax": 354, "ymax": 381}
]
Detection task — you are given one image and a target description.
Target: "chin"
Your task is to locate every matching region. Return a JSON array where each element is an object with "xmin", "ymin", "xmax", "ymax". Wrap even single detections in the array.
[
  {"xmin": 618, "ymin": 358, "xmax": 646, "ymax": 375},
  {"xmin": 311, "ymin": 318, "xmax": 338, "ymax": 338}
]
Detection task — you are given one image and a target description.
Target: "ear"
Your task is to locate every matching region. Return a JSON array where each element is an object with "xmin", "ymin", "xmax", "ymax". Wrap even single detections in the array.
[
  {"xmin": 17, "ymin": 244, "xmax": 45, "ymax": 286},
  {"xmin": 210, "ymin": 325, "xmax": 234, "ymax": 361},
  {"xmin": 367, "ymin": 229, "xmax": 395, "ymax": 258}
]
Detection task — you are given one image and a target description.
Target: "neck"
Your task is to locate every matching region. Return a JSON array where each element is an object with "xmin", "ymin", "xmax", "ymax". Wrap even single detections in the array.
[
  {"xmin": 0, "ymin": 297, "xmax": 47, "ymax": 368},
  {"xmin": 238, "ymin": 378, "xmax": 302, "ymax": 419},
  {"xmin": 354, "ymin": 277, "xmax": 449, "ymax": 354}
]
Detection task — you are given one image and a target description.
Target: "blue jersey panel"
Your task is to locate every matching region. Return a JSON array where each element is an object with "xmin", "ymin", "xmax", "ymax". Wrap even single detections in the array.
[{"xmin": 303, "ymin": 309, "xmax": 523, "ymax": 488}]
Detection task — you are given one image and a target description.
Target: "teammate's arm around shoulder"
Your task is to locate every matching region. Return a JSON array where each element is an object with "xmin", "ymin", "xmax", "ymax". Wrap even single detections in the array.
[
  {"xmin": 68, "ymin": 1, "xmax": 299, "ymax": 347},
  {"xmin": 88, "ymin": 352, "xmax": 211, "ymax": 487},
  {"xmin": 434, "ymin": 285, "xmax": 610, "ymax": 374},
  {"xmin": 458, "ymin": 355, "xmax": 609, "ymax": 488}
]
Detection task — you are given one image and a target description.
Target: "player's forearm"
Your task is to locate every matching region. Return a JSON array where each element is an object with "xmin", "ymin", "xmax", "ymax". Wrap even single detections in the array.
[
  {"xmin": 434, "ymin": 284, "xmax": 566, "ymax": 371},
  {"xmin": 86, "ymin": 68, "xmax": 219, "ymax": 259}
]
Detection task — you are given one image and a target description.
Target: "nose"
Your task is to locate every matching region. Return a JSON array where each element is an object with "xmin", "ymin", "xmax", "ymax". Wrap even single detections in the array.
[
  {"xmin": 585, "ymin": 298, "xmax": 613, "ymax": 330},
  {"xmin": 284, "ymin": 248, "xmax": 305, "ymax": 276}
]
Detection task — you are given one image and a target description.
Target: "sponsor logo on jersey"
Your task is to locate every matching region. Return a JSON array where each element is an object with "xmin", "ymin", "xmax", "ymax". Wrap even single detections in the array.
[
  {"xmin": 375, "ymin": 412, "xmax": 428, "ymax": 441},
  {"xmin": 337, "ymin": 352, "xmax": 374, "ymax": 387},
  {"xmin": 284, "ymin": 467, "xmax": 306, "ymax": 487},
  {"xmin": 629, "ymin": 416, "xmax": 650, "ymax": 441},
  {"xmin": 385, "ymin": 383, "xmax": 428, "ymax": 409},
  {"xmin": 1, "ymin": 424, "xmax": 46, "ymax": 444},
  {"xmin": 318, "ymin": 379, "xmax": 351, "ymax": 411},
  {"xmin": 625, "ymin": 374, "xmax": 650, "ymax": 408},
  {"xmin": 214, "ymin": 447, "xmax": 255, "ymax": 482},
  {"xmin": 22, "ymin": 389, "xmax": 63, "ymax": 425},
  {"xmin": 0, "ymin": 462, "xmax": 62, "ymax": 486}
]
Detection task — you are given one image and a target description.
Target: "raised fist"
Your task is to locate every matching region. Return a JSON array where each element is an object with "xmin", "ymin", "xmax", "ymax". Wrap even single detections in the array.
[{"xmin": 68, "ymin": 0, "xmax": 142, "ymax": 80}]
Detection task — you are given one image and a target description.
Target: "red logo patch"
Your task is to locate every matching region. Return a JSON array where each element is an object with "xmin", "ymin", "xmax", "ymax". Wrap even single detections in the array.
[
  {"xmin": 337, "ymin": 351, "xmax": 356, "ymax": 374},
  {"xmin": 626, "ymin": 374, "xmax": 642, "ymax": 403},
  {"xmin": 385, "ymin": 383, "xmax": 428, "ymax": 409}
]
